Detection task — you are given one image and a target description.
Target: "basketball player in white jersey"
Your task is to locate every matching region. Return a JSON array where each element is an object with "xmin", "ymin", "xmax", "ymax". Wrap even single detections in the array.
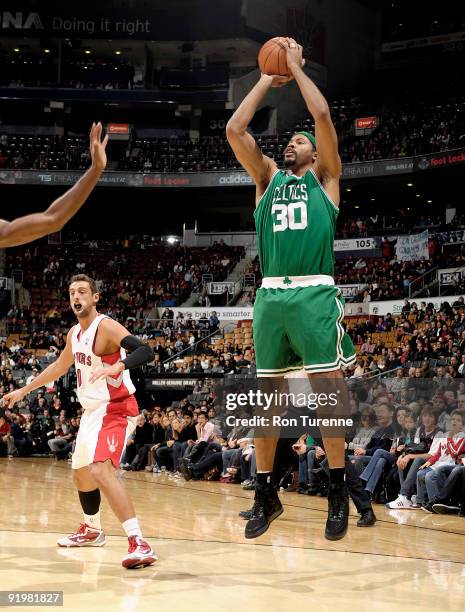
[
  {"xmin": 3, "ymin": 274, "xmax": 157, "ymax": 569},
  {"xmin": 0, "ymin": 123, "xmax": 108, "ymax": 247}
]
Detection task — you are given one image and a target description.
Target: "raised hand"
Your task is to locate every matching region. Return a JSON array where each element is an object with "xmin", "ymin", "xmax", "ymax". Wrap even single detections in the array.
[
  {"xmin": 89, "ymin": 122, "xmax": 109, "ymax": 172},
  {"xmin": 279, "ymin": 37, "xmax": 306, "ymax": 72}
]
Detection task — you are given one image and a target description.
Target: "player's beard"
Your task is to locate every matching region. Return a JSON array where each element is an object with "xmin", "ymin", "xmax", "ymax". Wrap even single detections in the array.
[{"xmin": 284, "ymin": 152, "xmax": 297, "ymax": 168}]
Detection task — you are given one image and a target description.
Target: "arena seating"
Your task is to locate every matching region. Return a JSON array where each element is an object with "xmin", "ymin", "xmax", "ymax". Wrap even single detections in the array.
[
  {"xmin": 4, "ymin": 237, "xmax": 245, "ymax": 334},
  {"xmin": 242, "ymin": 244, "xmax": 465, "ymax": 303},
  {"xmin": 1, "ymin": 94, "xmax": 464, "ymax": 171}
]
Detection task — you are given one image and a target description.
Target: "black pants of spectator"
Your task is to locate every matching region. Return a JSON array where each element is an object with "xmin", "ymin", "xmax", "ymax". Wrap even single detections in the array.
[
  {"xmin": 191, "ymin": 449, "xmax": 223, "ymax": 479},
  {"xmin": 156, "ymin": 445, "xmax": 174, "ymax": 470},
  {"xmin": 131, "ymin": 443, "xmax": 153, "ymax": 470},
  {"xmin": 13, "ymin": 438, "xmax": 29, "ymax": 457},
  {"xmin": 321, "ymin": 457, "xmax": 372, "ymax": 514},
  {"xmin": 436, "ymin": 465, "xmax": 465, "ymax": 507},
  {"xmin": 240, "ymin": 451, "xmax": 252, "ymax": 482},
  {"xmin": 188, "ymin": 442, "xmax": 222, "ymax": 464},
  {"xmin": 32, "ymin": 437, "xmax": 50, "ymax": 454},
  {"xmin": 123, "ymin": 443, "xmax": 138, "ymax": 465},
  {"xmin": 273, "ymin": 437, "xmax": 299, "ymax": 480}
]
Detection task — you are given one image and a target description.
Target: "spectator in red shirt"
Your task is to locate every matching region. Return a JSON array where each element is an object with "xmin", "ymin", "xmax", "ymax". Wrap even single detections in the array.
[{"xmin": 0, "ymin": 416, "xmax": 16, "ymax": 456}]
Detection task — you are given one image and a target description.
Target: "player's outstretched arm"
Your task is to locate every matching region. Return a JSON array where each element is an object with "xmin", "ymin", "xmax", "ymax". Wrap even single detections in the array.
[
  {"xmin": 226, "ymin": 75, "xmax": 285, "ymax": 200},
  {"xmin": 283, "ymin": 39, "xmax": 341, "ymax": 194},
  {"xmin": 2, "ymin": 329, "xmax": 75, "ymax": 408},
  {"xmin": 0, "ymin": 122, "xmax": 109, "ymax": 248}
]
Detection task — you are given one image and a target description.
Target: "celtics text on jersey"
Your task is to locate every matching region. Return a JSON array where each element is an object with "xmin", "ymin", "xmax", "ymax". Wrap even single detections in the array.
[{"xmin": 254, "ymin": 168, "xmax": 338, "ymax": 278}]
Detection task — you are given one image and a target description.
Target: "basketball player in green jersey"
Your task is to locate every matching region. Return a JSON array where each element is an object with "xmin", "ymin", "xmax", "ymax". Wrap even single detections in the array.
[{"xmin": 226, "ymin": 38, "xmax": 356, "ymax": 540}]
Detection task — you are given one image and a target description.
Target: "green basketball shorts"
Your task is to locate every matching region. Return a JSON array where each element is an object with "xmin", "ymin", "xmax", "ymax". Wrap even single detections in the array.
[{"xmin": 253, "ymin": 280, "xmax": 356, "ymax": 377}]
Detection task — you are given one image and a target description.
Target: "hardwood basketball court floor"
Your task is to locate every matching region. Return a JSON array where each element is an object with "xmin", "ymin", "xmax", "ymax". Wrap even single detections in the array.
[{"xmin": 1, "ymin": 458, "xmax": 464, "ymax": 611}]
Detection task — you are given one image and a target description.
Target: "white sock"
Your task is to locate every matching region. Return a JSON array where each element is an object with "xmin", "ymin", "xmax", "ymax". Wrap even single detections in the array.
[
  {"xmin": 84, "ymin": 512, "xmax": 101, "ymax": 530},
  {"xmin": 122, "ymin": 517, "xmax": 142, "ymax": 538}
]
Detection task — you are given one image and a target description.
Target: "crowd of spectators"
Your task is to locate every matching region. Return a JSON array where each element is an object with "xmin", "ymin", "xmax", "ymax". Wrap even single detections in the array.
[
  {"xmin": 3, "ymin": 279, "xmax": 465, "ymax": 523},
  {"xmin": 0, "ymin": 380, "xmax": 80, "ymax": 459},
  {"xmin": 241, "ymin": 238, "xmax": 465, "ymax": 304},
  {"xmin": 290, "ymin": 377, "xmax": 465, "ymax": 516},
  {"xmin": 1, "ymin": 94, "xmax": 464, "ymax": 171},
  {"xmin": 4, "ymin": 321, "xmax": 465, "ymax": 519},
  {"xmin": 5, "ymin": 236, "xmax": 244, "ymax": 335},
  {"xmin": 338, "ymin": 98, "xmax": 465, "ymax": 162},
  {"xmin": 347, "ymin": 297, "xmax": 465, "ymax": 376},
  {"xmin": 336, "ymin": 213, "xmax": 465, "ymax": 240},
  {"xmin": 147, "ymin": 311, "xmax": 254, "ymax": 375}
]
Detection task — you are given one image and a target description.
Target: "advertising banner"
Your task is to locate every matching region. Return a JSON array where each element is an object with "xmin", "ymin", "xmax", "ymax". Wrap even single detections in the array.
[
  {"xmin": 439, "ymin": 268, "xmax": 465, "ymax": 286},
  {"xmin": 368, "ymin": 296, "xmax": 464, "ymax": 316},
  {"xmin": 0, "ymin": 2, "xmax": 244, "ymax": 40},
  {"xmin": 334, "ymin": 237, "xmax": 379, "ymax": 252},
  {"xmin": 355, "ymin": 117, "xmax": 377, "ymax": 129},
  {"xmin": 1, "ymin": 148, "xmax": 464, "ymax": 187},
  {"xmin": 156, "ymin": 307, "xmax": 253, "ymax": 321},
  {"xmin": 339, "ymin": 285, "xmax": 366, "ymax": 298}
]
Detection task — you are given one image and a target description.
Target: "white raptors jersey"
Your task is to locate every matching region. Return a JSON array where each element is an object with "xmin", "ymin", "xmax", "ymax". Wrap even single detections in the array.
[{"xmin": 71, "ymin": 314, "xmax": 136, "ymax": 410}]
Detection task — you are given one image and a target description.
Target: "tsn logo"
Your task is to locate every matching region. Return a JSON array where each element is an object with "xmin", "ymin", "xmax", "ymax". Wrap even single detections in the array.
[{"xmin": 0, "ymin": 12, "xmax": 43, "ymax": 30}]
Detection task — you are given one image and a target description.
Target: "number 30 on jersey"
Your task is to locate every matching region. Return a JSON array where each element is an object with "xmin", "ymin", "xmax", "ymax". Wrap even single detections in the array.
[{"xmin": 271, "ymin": 201, "xmax": 308, "ymax": 232}]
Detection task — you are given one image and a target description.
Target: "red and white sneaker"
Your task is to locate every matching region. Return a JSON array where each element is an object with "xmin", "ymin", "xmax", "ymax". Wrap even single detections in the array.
[
  {"xmin": 121, "ymin": 536, "xmax": 158, "ymax": 569},
  {"xmin": 57, "ymin": 523, "xmax": 106, "ymax": 547}
]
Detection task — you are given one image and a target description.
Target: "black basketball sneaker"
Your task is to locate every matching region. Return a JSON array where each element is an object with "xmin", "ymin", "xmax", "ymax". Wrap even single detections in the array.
[
  {"xmin": 325, "ymin": 481, "xmax": 349, "ymax": 540},
  {"xmin": 244, "ymin": 474, "xmax": 283, "ymax": 539}
]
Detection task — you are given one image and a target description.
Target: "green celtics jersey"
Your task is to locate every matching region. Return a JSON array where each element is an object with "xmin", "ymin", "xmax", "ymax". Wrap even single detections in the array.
[{"xmin": 254, "ymin": 168, "xmax": 338, "ymax": 277}]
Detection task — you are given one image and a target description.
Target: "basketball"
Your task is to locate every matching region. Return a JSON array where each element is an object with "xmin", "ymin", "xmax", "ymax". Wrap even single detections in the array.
[{"xmin": 258, "ymin": 37, "xmax": 290, "ymax": 77}]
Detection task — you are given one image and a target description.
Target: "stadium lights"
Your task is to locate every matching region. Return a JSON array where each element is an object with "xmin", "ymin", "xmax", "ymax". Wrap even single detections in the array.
[
  {"xmin": 84, "ymin": 49, "xmax": 91, "ymax": 54},
  {"xmin": 44, "ymin": 49, "xmax": 50, "ymax": 53},
  {"xmin": 427, "ymin": 200, "xmax": 432, "ymax": 203},
  {"xmin": 407, "ymin": 183, "xmax": 413, "ymax": 187},
  {"xmin": 354, "ymin": 205, "xmax": 359, "ymax": 209},
  {"xmin": 115, "ymin": 50, "xmax": 122, "ymax": 55},
  {"xmin": 13, "ymin": 48, "xmax": 20, "ymax": 53},
  {"xmin": 416, "ymin": 194, "xmax": 420, "ymax": 197}
]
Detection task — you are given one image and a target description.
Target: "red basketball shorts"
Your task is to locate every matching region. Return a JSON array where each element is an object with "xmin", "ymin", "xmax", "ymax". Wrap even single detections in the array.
[{"xmin": 71, "ymin": 396, "xmax": 139, "ymax": 470}]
